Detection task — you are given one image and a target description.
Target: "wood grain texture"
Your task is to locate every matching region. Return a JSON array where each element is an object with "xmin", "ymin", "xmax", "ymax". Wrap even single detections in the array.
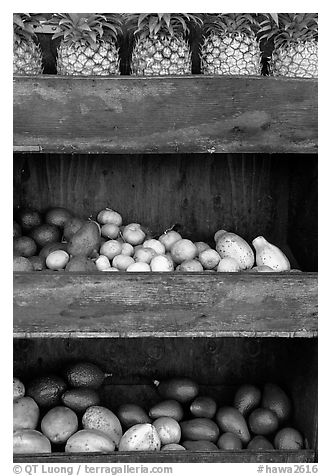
[
  {"xmin": 13, "ymin": 76, "xmax": 317, "ymax": 154},
  {"xmin": 13, "ymin": 273, "xmax": 317, "ymax": 338}
]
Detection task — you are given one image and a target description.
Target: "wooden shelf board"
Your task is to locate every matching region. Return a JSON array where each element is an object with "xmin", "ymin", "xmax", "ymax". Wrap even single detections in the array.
[
  {"xmin": 13, "ymin": 75, "xmax": 317, "ymax": 154},
  {"xmin": 13, "ymin": 272, "xmax": 318, "ymax": 339}
]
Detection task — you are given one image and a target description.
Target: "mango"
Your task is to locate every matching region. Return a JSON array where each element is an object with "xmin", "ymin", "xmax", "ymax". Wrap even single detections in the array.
[
  {"xmin": 41, "ymin": 406, "xmax": 78, "ymax": 444},
  {"xmin": 13, "ymin": 430, "xmax": 51, "ymax": 454},
  {"xmin": 119, "ymin": 423, "xmax": 161, "ymax": 451},
  {"xmin": 149, "ymin": 400, "xmax": 184, "ymax": 421},
  {"xmin": 65, "ymin": 429, "xmax": 116, "ymax": 453},
  {"xmin": 182, "ymin": 440, "xmax": 219, "ymax": 451},
  {"xmin": 153, "ymin": 417, "xmax": 181, "ymax": 445},
  {"xmin": 13, "ymin": 397, "xmax": 39, "ymax": 431}
]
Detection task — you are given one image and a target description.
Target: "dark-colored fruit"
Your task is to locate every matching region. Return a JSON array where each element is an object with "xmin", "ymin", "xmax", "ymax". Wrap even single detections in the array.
[
  {"xmin": 262, "ymin": 383, "xmax": 292, "ymax": 425},
  {"xmin": 155, "ymin": 378, "xmax": 199, "ymax": 403},
  {"xmin": 67, "ymin": 221, "xmax": 101, "ymax": 257},
  {"xmin": 182, "ymin": 440, "xmax": 219, "ymax": 451},
  {"xmin": 13, "ymin": 256, "xmax": 34, "ymax": 272},
  {"xmin": 26, "ymin": 375, "xmax": 67, "ymax": 408},
  {"xmin": 61, "ymin": 388, "xmax": 100, "ymax": 413},
  {"xmin": 28, "ymin": 255, "xmax": 46, "ymax": 271},
  {"xmin": 63, "ymin": 217, "xmax": 85, "ymax": 241},
  {"xmin": 16, "ymin": 208, "xmax": 42, "ymax": 232},
  {"xmin": 149, "ymin": 400, "xmax": 184, "ymax": 421},
  {"xmin": 13, "ymin": 221, "xmax": 22, "ymax": 238},
  {"xmin": 248, "ymin": 408, "xmax": 279, "ymax": 436},
  {"xmin": 190, "ymin": 396, "xmax": 217, "ymax": 419},
  {"xmin": 63, "ymin": 362, "xmax": 105, "ymax": 389},
  {"xmin": 65, "ymin": 257, "xmax": 96, "ymax": 272},
  {"xmin": 215, "ymin": 407, "xmax": 250, "ymax": 445},
  {"xmin": 274, "ymin": 428, "xmax": 304, "ymax": 450},
  {"xmin": 45, "ymin": 207, "xmax": 72, "ymax": 228},
  {"xmin": 233, "ymin": 384, "xmax": 261, "ymax": 416},
  {"xmin": 117, "ymin": 404, "xmax": 151, "ymax": 428},
  {"xmin": 39, "ymin": 242, "xmax": 68, "ymax": 260},
  {"xmin": 247, "ymin": 435, "xmax": 274, "ymax": 450},
  {"xmin": 29, "ymin": 224, "xmax": 62, "ymax": 248},
  {"xmin": 180, "ymin": 418, "xmax": 220, "ymax": 442},
  {"xmin": 217, "ymin": 432, "xmax": 243, "ymax": 450},
  {"xmin": 13, "ymin": 236, "xmax": 37, "ymax": 257}
]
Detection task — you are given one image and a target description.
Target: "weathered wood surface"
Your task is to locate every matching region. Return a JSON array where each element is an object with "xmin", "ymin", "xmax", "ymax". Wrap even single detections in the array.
[
  {"xmin": 13, "ymin": 76, "xmax": 317, "ymax": 154},
  {"xmin": 13, "ymin": 449, "xmax": 316, "ymax": 463},
  {"xmin": 13, "ymin": 273, "xmax": 318, "ymax": 338}
]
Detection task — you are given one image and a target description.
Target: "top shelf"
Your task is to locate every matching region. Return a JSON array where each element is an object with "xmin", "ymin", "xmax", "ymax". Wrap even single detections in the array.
[{"xmin": 13, "ymin": 75, "xmax": 317, "ymax": 155}]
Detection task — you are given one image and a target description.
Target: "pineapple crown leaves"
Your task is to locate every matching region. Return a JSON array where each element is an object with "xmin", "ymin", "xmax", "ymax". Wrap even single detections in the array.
[
  {"xmin": 125, "ymin": 13, "xmax": 203, "ymax": 39},
  {"xmin": 202, "ymin": 13, "xmax": 260, "ymax": 38},
  {"xmin": 258, "ymin": 13, "xmax": 318, "ymax": 48},
  {"xmin": 50, "ymin": 13, "xmax": 123, "ymax": 47},
  {"xmin": 13, "ymin": 13, "xmax": 45, "ymax": 45}
]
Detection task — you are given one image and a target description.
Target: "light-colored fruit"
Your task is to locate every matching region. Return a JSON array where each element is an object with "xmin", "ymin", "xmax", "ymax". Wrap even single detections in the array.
[
  {"xmin": 119, "ymin": 423, "xmax": 161, "ymax": 451},
  {"xmin": 248, "ymin": 408, "xmax": 279, "ymax": 435},
  {"xmin": 274, "ymin": 427, "xmax": 304, "ymax": 450},
  {"xmin": 180, "ymin": 418, "xmax": 219, "ymax": 442},
  {"xmin": 46, "ymin": 250, "xmax": 70, "ymax": 270},
  {"xmin": 217, "ymin": 432, "xmax": 243, "ymax": 450},
  {"xmin": 112, "ymin": 254, "xmax": 135, "ymax": 270},
  {"xmin": 149, "ymin": 400, "xmax": 184, "ymax": 422},
  {"xmin": 26, "ymin": 375, "xmax": 67, "ymax": 408},
  {"xmin": 247, "ymin": 435, "xmax": 274, "ymax": 450},
  {"xmin": 64, "ymin": 362, "xmax": 105, "ymax": 389},
  {"xmin": 252, "ymin": 265, "xmax": 275, "ymax": 272},
  {"xmin": 194, "ymin": 242, "xmax": 211, "ymax": 254},
  {"xmin": 182, "ymin": 440, "xmax": 219, "ymax": 451},
  {"xmin": 95, "ymin": 255, "xmax": 111, "ymax": 271},
  {"xmin": 234, "ymin": 384, "xmax": 261, "ymax": 417},
  {"xmin": 82, "ymin": 406, "xmax": 123, "ymax": 447},
  {"xmin": 190, "ymin": 396, "xmax": 217, "ymax": 419},
  {"xmin": 65, "ymin": 257, "xmax": 96, "ymax": 272},
  {"xmin": 261, "ymin": 383, "xmax": 292, "ymax": 425},
  {"xmin": 155, "ymin": 378, "xmax": 199, "ymax": 403},
  {"xmin": 153, "ymin": 417, "xmax": 181, "ymax": 445},
  {"xmin": 97, "ymin": 208, "xmax": 123, "ymax": 226},
  {"xmin": 41, "ymin": 406, "xmax": 78, "ymax": 444},
  {"xmin": 159, "ymin": 231, "xmax": 182, "ymax": 251},
  {"xmin": 13, "ymin": 256, "xmax": 34, "ymax": 272},
  {"xmin": 216, "ymin": 231, "xmax": 254, "ymax": 270},
  {"xmin": 121, "ymin": 243, "xmax": 134, "ymax": 256},
  {"xmin": 67, "ymin": 221, "xmax": 101, "ymax": 258},
  {"xmin": 65, "ymin": 429, "xmax": 116, "ymax": 453},
  {"xmin": 215, "ymin": 406, "xmax": 250, "ymax": 444},
  {"xmin": 45, "ymin": 207, "xmax": 72, "ymax": 228},
  {"xmin": 143, "ymin": 239, "xmax": 166, "ymax": 255},
  {"xmin": 117, "ymin": 404, "xmax": 151, "ymax": 428},
  {"xmin": 127, "ymin": 262, "xmax": 151, "ymax": 272},
  {"xmin": 13, "ymin": 378, "xmax": 25, "ymax": 401},
  {"xmin": 29, "ymin": 224, "xmax": 62, "ymax": 249},
  {"xmin": 134, "ymin": 247, "xmax": 157, "ymax": 264},
  {"xmin": 122, "ymin": 224, "xmax": 146, "ymax": 245},
  {"xmin": 252, "ymin": 236, "xmax": 291, "ymax": 271},
  {"xmin": 63, "ymin": 217, "xmax": 84, "ymax": 241},
  {"xmin": 170, "ymin": 239, "xmax": 198, "ymax": 264},
  {"xmin": 177, "ymin": 259, "xmax": 203, "ymax": 272},
  {"xmin": 199, "ymin": 249, "xmax": 220, "ymax": 269},
  {"xmin": 217, "ymin": 257, "xmax": 240, "ymax": 272},
  {"xmin": 13, "ymin": 430, "xmax": 51, "ymax": 454},
  {"xmin": 150, "ymin": 255, "xmax": 174, "ymax": 272},
  {"xmin": 61, "ymin": 388, "xmax": 100, "ymax": 413},
  {"xmin": 101, "ymin": 223, "xmax": 120, "ymax": 239},
  {"xmin": 214, "ymin": 229, "xmax": 227, "ymax": 243},
  {"xmin": 162, "ymin": 443, "xmax": 186, "ymax": 451},
  {"xmin": 13, "ymin": 397, "xmax": 39, "ymax": 431},
  {"xmin": 103, "ymin": 267, "xmax": 120, "ymax": 272},
  {"xmin": 14, "ymin": 236, "xmax": 37, "ymax": 258},
  {"xmin": 100, "ymin": 240, "xmax": 122, "ymax": 260},
  {"xmin": 39, "ymin": 242, "xmax": 68, "ymax": 259}
]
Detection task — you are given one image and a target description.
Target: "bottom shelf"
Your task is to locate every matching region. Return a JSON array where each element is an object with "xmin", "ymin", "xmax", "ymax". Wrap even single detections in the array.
[{"xmin": 14, "ymin": 449, "xmax": 316, "ymax": 463}]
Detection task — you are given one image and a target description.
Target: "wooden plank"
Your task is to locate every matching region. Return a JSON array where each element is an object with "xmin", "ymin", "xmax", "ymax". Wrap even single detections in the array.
[
  {"xmin": 13, "ymin": 273, "xmax": 318, "ymax": 338},
  {"xmin": 13, "ymin": 449, "xmax": 316, "ymax": 463},
  {"xmin": 13, "ymin": 76, "xmax": 317, "ymax": 154}
]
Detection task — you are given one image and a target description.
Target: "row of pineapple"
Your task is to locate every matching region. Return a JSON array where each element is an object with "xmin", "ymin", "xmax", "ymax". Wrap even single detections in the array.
[{"xmin": 14, "ymin": 13, "xmax": 318, "ymax": 79}]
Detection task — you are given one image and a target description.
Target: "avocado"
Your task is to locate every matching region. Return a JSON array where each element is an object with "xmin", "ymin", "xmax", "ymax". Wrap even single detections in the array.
[
  {"xmin": 117, "ymin": 403, "xmax": 151, "ymax": 428},
  {"xmin": 67, "ymin": 221, "xmax": 101, "ymax": 258},
  {"xmin": 155, "ymin": 378, "xmax": 199, "ymax": 403},
  {"xmin": 26, "ymin": 375, "xmax": 67, "ymax": 408},
  {"xmin": 233, "ymin": 384, "xmax": 261, "ymax": 416},
  {"xmin": 247, "ymin": 435, "xmax": 274, "ymax": 450},
  {"xmin": 217, "ymin": 432, "xmax": 243, "ymax": 450},
  {"xmin": 149, "ymin": 400, "xmax": 184, "ymax": 421},
  {"xmin": 182, "ymin": 440, "xmax": 219, "ymax": 451},
  {"xmin": 215, "ymin": 406, "xmax": 250, "ymax": 445},
  {"xmin": 274, "ymin": 427, "xmax": 304, "ymax": 450},
  {"xmin": 248, "ymin": 408, "xmax": 279, "ymax": 436},
  {"xmin": 190, "ymin": 396, "xmax": 217, "ymax": 419},
  {"xmin": 261, "ymin": 383, "xmax": 292, "ymax": 425},
  {"xmin": 180, "ymin": 418, "xmax": 220, "ymax": 442},
  {"xmin": 13, "ymin": 256, "xmax": 34, "ymax": 272},
  {"xmin": 63, "ymin": 217, "xmax": 85, "ymax": 241},
  {"xmin": 63, "ymin": 362, "xmax": 106, "ymax": 389},
  {"xmin": 45, "ymin": 207, "xmax": 72, "ymax": 229},
  {"xmin": 61, "ymin": 388, "xmax": 100, "ymax": 413}
]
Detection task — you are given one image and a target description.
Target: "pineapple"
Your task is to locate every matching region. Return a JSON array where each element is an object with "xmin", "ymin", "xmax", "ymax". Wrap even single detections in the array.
[
  {"xmin": 201, "ymin": 13, "xmax": 261, "ymax": 75},
  {"xmin": 259, "ymin": 13, "xmax": 318, "ymax": 78},
  {"xmin": 13, "ymin": 13, "xmax": 44, "ymax": 75},
  {"xmin": 126, "ymin": 13, "xmax": 202, "ymax": 76},
  {"xmin": 50, "ymin": 13, "xmax": 122, "ymax": 76}
]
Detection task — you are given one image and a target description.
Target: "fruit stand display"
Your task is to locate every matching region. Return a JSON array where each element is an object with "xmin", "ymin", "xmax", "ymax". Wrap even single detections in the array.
[{"xmin": 13, "ymin": 13, "xmax": 318, "ymax": 463}]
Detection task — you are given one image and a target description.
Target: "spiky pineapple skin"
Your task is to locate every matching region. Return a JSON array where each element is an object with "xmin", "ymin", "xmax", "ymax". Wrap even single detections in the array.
[
  {"xmin": 131, "ymin": 35, "xmax": 191, "ymax": 76},
  {"xmin": 57, "ymin": 39, "xmax": 120, "ymax": 76},
  {"xmin": 13, "ymin": 39, "xmax": 43, "ymax": 75},
  {"xmin": 201, "ymin": 33, "xmax": 261, "ymax": 76},
  {"xmin": 271, "ymin": 40, "xmax": 318, "ymax": 78}
]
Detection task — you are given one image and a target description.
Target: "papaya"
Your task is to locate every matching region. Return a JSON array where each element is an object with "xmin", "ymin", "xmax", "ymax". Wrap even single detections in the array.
[
  {"xmin": 82, "ymin": 406, "xmax": 122, "ymax": 447},
  {"xmin": 180, "ymin": 418, "xmax": 220, "ymax": 442},
  {"xmin": 155, "ymin": 378, "xmax": 199, "ymax": 403},
  {"xmin": 13, "ymin": 430, "xmax": 51, "ymax": 454},
  {"xmin": 119, "ymin": 423, "xmax": 161, "ymax": 451},
  {"xmin": 162, "ymin": 443, "xmax": 186, "ymax": 451},
  {"xmin": 153, "ymin": 417, "xmax": 181, "ymax": 445},
  {"xmin": 252, "ymin": 237, "xmax": 290, "ymax": 272},
  {"xmin": 65, "ymin": 429, "xmax": 116, "ymax": 453},
  {"xmin": 215, "ymin": 231, "xmax": 254, "ymax": 270}
]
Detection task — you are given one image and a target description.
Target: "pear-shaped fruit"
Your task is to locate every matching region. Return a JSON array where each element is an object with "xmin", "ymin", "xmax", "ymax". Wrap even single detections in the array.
[
  {"xmin": 215, "ymin": 406, "xmax": 250, "ymax": 444},
  {"xmin": 215, "ymin": 231, "xmax": 254, "ymax": 270},
  {"xmin": 261, "ymin": 383, "xmax": 292, "ymax": 425},
  {"xmin": 252, "ymin": 237, "xmax": 290, "ymax": 271},
  {"xmin": 67, "ymin": 221, "xmax": 101, "ymax": 258},
  {"xmin": 149, "ymin": 400, "xmax": 184, "ymax": 421},
  {"xmin": 233, "ymin": 384, "xmax": 261, "ymax": 417},
  {"xmin": 117, "ymin": 404, "xmax": 151, "ymax": 428}
]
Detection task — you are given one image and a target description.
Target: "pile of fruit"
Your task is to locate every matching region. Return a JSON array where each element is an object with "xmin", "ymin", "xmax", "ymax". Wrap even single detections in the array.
[
  {"xmin": 13, "ymin": 206, "xmax": 294, "ymax": 273},
  {"xmin": 13, "ymin": 361, "xmax": 305, "ymax": 454}
]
